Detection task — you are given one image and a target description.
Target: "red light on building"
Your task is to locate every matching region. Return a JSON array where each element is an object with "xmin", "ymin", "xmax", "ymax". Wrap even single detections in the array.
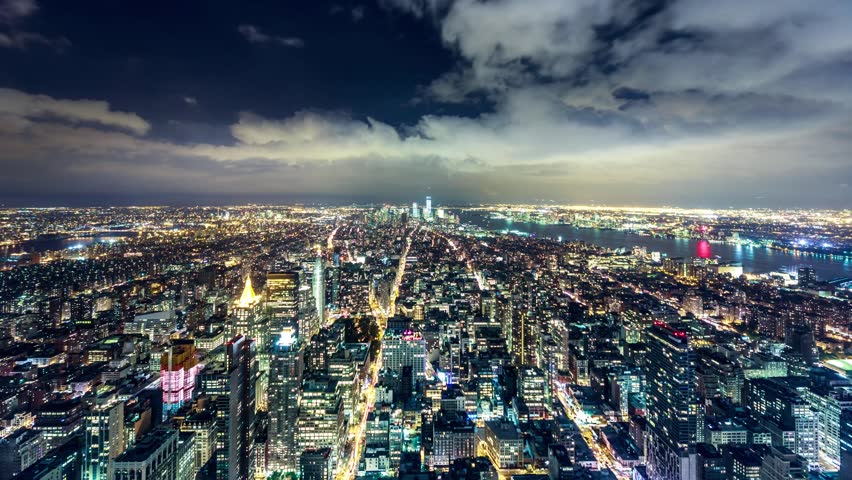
[{"xmin": 696, "ymin": 239, "xmax": 711, "ymax": 259}]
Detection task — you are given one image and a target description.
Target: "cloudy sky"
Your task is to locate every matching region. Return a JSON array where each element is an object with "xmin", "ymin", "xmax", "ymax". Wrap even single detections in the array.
[{"xmin": 1, "ymin": 0, "xmax": 850, "ymax": 207}]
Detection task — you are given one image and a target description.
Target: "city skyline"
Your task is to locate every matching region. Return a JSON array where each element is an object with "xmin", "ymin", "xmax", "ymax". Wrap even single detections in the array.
[{"xmin": 1, "ymin": 0, "xmax": 851, "ymax": 207}]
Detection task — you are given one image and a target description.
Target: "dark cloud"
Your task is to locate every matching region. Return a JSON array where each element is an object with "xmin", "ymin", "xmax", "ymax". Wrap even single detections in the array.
[{"xmin": 0, "ymin": 0, "xmax": 850, "ymax": 207}]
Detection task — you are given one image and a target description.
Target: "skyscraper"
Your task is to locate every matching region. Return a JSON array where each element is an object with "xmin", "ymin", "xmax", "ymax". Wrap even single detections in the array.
[
  {"xmin": 424, "ymin": 196, "xmax": 432, "ymax": 220},
  {"xmin": 82, "ymin": 399, "xmax": 125, "ymax": 480},
  {"xmin": 199, "ymin": 335, "xmax": 258, "ymax": 480},
  {"xmin": 268, "ymin": 326, "xmax": 304, "ymax": 473},
  {"xmin": 314, "ymin": 256, "xmax": 325, "ymax": 327},
  {"xmin": 161, "ymin": 341, "xmax": 202, "ymax": 416},
  {"xmin": 266, "ymin": 271, "xmax": 300, "ymax": 322},
  {"xmin": 645, "ymin": 321, "xmax": 701, "ymax": 480}
]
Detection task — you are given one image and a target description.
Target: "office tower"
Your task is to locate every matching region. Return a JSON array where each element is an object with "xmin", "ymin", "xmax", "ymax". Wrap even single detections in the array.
[
  {"xmin": 266, "ymin": 271, "xmax": 300, "ymax": 324},
  {"xmin": 798, "ymin": 385, "xmax": 852, "ymax": 469},
  {"xmin": 743, "ymin": 378, "xmax": 818, "ymax": 468},
  {"xmin": 111, "ymin": 429, "xmax": 193, "ymax": 480},
  {"xmin": 313, "ymin": 256, "xmax": 325, "ymax": 327},
  {"xmin": 161, "ymin": 341, "xmax": 202, "ymax": 416},
  {"xmin": 199, "ymin": 335, "xmax": 258, "ymax": 480},
  {"xmin": 797, "ymin": 267, "xmax": 816, "ymax": 287},
  {"xmin": 431, "ymin": 410, "xmax": 475, "ymax": 468},
  {"xmin": 518, "ymin": 366, "xmax": 549, "ymax": 420},
  {"xmin": 481, "ymin": 421, "xmax": 524, "ymax": 470},
  {"xmin": 233, "ymin": 275, "xmax": 268, "ymax": 350},
  {"xmin": 0, "ymin": 429, "xmax": 47, "ymax": 480},
  {"xmin": 840, "ymin": 409, "xmax": 852, "ymax": 480},
  {"xmin": 300, "ymin": 448, "xmax": 333, "ymax": 480},
  {"xmin": 424, "ymin": 196, "xmax": 432, "ymax": 220},
  {"xmin": 82, "ymin": 399, "xmax": 125, "ymax": 480},
  {"xmin": 411, "ymin": 202, "xmax": 420, "ymax": 219},
  {"xmin": 382, "ymin": 326, "xmax": 426, "ymax": 387},
  {"xmin": 268, "ymin": 327, "xmax": 304, "ymax": 473},
  {"xmin": 296, "ymin": 376, "xmax": 345, "ymax": 462},
  {"xmin": 179, "ymin": 409, "xmax": 217, "ymax": 472},
  {"xmin": 645, "ymin": 321, "xmax": 701, "ymax": 480}
]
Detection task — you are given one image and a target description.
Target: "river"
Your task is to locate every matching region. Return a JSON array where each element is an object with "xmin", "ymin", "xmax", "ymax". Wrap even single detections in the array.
[
  {"xmin": 1, "ymin": 232, "xmax": 137, "ymax": 258},
  {"xmin": 460, "ymin": 212, "xmax": 851, "ymax": 280}
]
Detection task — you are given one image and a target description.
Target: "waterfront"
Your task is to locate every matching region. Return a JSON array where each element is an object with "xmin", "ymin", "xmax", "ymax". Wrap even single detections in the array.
[
  {"xmin": 461, "ymin": 212, "xmax": 852, "ymax": 280},
  {"xmin": 1, "ymin": 232, "xmax": 137, "ymax": 258}
]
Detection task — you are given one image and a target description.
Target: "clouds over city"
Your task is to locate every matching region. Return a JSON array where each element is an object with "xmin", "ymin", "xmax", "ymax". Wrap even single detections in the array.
[{"xmin": 0, "ymin": 0, "xmax": 850, "ymax": 206}]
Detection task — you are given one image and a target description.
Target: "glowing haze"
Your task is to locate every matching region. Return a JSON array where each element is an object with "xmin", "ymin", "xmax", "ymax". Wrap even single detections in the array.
[{"xmin": 0, "ymin": 0, "xmax": 850, "ymax": 206}]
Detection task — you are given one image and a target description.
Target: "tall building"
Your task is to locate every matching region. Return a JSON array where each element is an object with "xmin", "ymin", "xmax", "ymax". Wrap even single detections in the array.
[
  {"xmin": 296, "ymin": 375, "xmax": 344, "ymax": 463},
  {"xmin": 313, "ymin": 256, "xmax": 325, "ymax": 327},
  {"xmin": 268, "ymin": 327, "xmax": 304, "ymax": 473},
  {"xmin": 411, "ymin": 202, "xmax": 420, "ymax": 219},
  {"xmin": 518, "ymin": 366, "xmax": 550, "ymax": 420},
  {"xmin": 161, "ymin": 342, "xmax": 202, "ymax": 416},
  {"xmin": 743, "ymin": 378, "xmax": 819, "ymax": 468},
  {"xmin": 199, "ymin": 335, "xmax": 258, "ymax": 480},
  {"xmin": 232, "ymin": 275, "xmax": 264, "ymax": 346},
  {"xmin": 266, "ymin": 271, "xmax": 300, "ymax": 326},
  {"xmin": 424, "ymin": 196, "xmax": 432, "ymax": 220},
  {"xmin": 645, "ymin": 321, "xmax": 701, "ymax": 480},
  {"xmin": 82, "ymin": 399, "xmax": 125, "ymax": 480},
  {"xmin": 840, "ymin": 409, "xmax": 852, "ymax": 480},
  {"xmin": 382, "ymin": 327, "xmax": 426, "ymax": 387}
]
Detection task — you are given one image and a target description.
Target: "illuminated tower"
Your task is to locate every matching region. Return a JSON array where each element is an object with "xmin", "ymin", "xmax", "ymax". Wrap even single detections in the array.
[
  {"xmin": 268, "ymin": 326, "xmax": 304, "ymax": 472},
  {"xmin": 411, "ymin": 202, "xmax": 420, "ymax": 219},
  {"xmin": 161, "ymin": 341, "xmax": 202, "ymax": 415},
  {"xmin": 313, "ymin": 256, "xmax": 325, "ymax": 327},
  {"xmin": 233, "ymin": 275, "xmax": 262, "ymax": 342},
  {"xmin": 425, "ymin": 196, "xmax": 432, "ymax": 220},
  {"xmin": 83, "ymin": 399, "xmax": 125, "ymax": 480},
  {"xmin": 645, "ymin": 321, "xmax": 702, "ymax": 480}
]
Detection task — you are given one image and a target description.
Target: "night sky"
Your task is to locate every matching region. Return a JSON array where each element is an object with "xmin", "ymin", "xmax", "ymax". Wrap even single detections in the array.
[{"xmin": 1, "ymin": 0, "xmax": 851, "ymax": 207}]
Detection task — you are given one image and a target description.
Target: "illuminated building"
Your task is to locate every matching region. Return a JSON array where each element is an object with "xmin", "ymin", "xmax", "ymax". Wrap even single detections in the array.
[
  {"xmin": 480, "ymin": 420, "xmax": 523, "ymax": 470},
  {"xmin": 382, "ymin": 327, "xmax": 426, "ymax": 386},
  {"xmin": 518, "ymin": 366, "xmax": 549, "ymax": 420},
  {"xmin": 161, "ymin": 342, "xmax": 202, "ymax": 415},
  {"xmin": 296, "ymin": 376, "xmax": 344, "ymax": 463},
  {"xmin": 232, "ymin": 275, "xmax": 264, "ymax": 345},
  {"xmin": 411, "ymin": 202, "xmax": 420, "ymax": 219},
  {"xmin": 268, "ymin": 327, "xmax": 304, "ymax": 472},
  {"xmin": 840, "ymin": 410, "xmax": 852, "ymax": 480},
  {"xmin": 313, "ymin": 256, "xmax": 325, "ymax": 327},
  {"xmin": 743, "ymin": 378, "xmax": 818, "ymax": 468},
  {"xmin": 431, "ymin": 410, "xmax": 475, "ymax": 468},
  {"xmin": 82, "ymin": 399, "xmax": 125, "ymax": 480},
  {"xmin": 198, "ymin": 335, "xmax": 257, "ymax": 480},
  {"xmin": 266, "ymin": 271, "xmax": 300, "ymax": 321},
  {"xmin": 425, "ymin": 196, "xmax": 432, "ymax": 221},
  {"xmin": 645, "ymin": 321, "xmax": 701, "ymax": 480},
  {"xmin": 179, "ymin": 410, "xmax": 217, "ymax": 472}
]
